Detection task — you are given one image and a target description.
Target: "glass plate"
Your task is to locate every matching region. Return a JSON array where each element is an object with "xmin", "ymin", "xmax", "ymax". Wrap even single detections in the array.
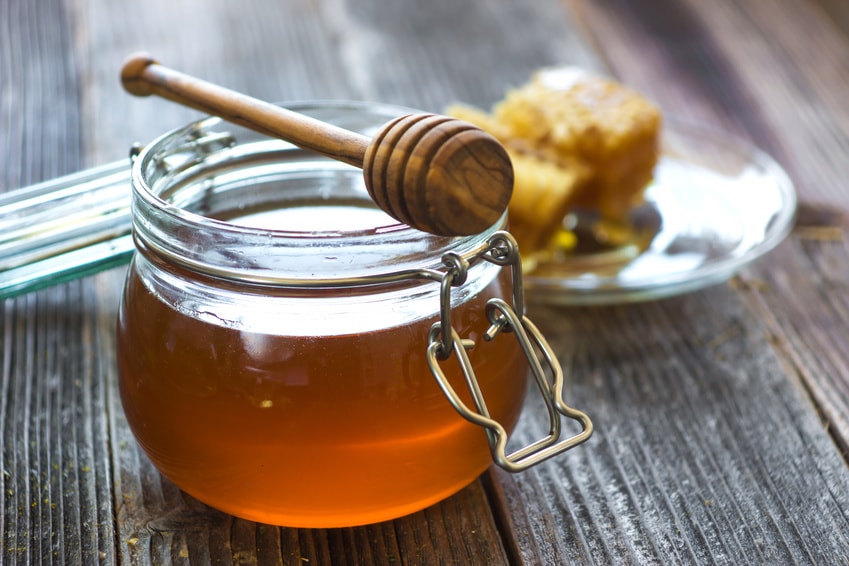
[{"xmin": 523, "ymin": 119, "xmax": 797, "ymax": 305}]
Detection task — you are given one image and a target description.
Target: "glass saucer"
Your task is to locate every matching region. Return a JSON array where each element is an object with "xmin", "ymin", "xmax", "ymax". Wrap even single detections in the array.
[{"xmin": 523, "ymin": 119, "xmax": 797, "ymax": 305}]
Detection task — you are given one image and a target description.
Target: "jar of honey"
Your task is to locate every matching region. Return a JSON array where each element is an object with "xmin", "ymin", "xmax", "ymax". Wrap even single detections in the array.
[{"xmin": 116, "ymin": 102, "xmax": 591, "ymax": 528}]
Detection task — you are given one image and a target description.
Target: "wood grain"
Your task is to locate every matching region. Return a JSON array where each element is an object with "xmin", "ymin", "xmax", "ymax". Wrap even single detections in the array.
[
  {"xmin": 500, "ymin": 291, "xmax": 849, "ymax": 563},
  {"xmin": 0, "ymin": 0, "xmax": 115, "ymax": 563},
  {"xmin": 574, "ymin": 0, "xmax": 849, "ymax": 493},
  {"xmin": 4, "ymin": 0, "xmax": 849, "ymax": 564}
]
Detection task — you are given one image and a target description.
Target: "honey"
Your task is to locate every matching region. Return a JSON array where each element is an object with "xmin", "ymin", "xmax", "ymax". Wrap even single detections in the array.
[{"xmin": 117, "ymin": 250, "xmax": 526, "ymax": 527}]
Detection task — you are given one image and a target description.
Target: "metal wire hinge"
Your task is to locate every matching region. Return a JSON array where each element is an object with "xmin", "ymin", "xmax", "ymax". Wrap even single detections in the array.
[{"xmin": 426, "ymin": 231, "xmax": 593, "ymax": 473}]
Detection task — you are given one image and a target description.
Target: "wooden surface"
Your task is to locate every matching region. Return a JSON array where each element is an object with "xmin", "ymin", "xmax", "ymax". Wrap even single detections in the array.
[{"xmin": 3, "ymin": 0, "xmax": 849, "ymax": 564}]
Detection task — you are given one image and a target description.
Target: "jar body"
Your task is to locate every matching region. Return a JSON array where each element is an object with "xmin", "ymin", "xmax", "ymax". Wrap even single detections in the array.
[
  {"xmin": 117, "ymin": 255, "xmax": 526, "ymax": 527},
  {"xmin": 116, "ymin": 103, "xmax": 529, "ymax": 527}
]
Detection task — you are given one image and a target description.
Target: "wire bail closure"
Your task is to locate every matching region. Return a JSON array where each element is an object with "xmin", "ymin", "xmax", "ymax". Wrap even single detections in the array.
[{"xmin": 427, "ymin": 231, "xmax": 592, "ymax": 473}]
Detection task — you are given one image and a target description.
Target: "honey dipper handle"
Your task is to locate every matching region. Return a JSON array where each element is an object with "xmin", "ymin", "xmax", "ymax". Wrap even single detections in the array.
[{"xmin": 121, "ymin": 53, "xmax": 369, "ymax": 168}]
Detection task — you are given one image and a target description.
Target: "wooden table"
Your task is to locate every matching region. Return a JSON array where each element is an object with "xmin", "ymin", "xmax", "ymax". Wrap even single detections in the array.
[{"xmin": 3, "ymin": 0, "xmax": 849, "ymax": 563}]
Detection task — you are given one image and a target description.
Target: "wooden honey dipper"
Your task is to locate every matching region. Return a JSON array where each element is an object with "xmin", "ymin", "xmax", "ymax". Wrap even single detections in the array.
[{"xmin": 121, "ymin": 53, "xmax": 513, "ymax": 236}]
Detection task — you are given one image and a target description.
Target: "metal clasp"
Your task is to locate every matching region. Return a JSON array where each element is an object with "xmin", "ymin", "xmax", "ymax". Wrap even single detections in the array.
[
  {"xmin": 427, "ymin": 231, "xmax": 592, "ymax": 472},
  {"xmin": 151, "ymin": 127, "xmax": 237, "ymax": 173}
]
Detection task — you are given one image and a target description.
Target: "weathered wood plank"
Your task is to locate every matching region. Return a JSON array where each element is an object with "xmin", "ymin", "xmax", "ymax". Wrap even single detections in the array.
[
  {"xmin": 498, "ymin": 289, "xmax": 849, "ymax": 563},
  {"xmin": 481, "ymin": 0, "xmax": 849, "ymax": 562},
  {"xmin": 574, "ymin": 0, "xmax": 849, "ymax": 485},
  {"xmin": 0, "ymin": 0, "xmax": 118, "ymax": 563},
  {"xmin": 1, "ymin": 287, "xmax": 119, "ymax": 565}
]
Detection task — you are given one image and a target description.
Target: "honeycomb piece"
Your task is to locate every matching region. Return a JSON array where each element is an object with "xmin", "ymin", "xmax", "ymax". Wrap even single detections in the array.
[
  {"xmin": 495, "ymin": 68, "xmax": 661, "ymax": 221},
  {"xmin": 448, "ymin": 67, "xmax": 661, "ymax": 254}
]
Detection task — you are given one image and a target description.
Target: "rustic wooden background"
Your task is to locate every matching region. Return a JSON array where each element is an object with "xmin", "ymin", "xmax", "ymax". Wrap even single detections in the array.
[{"xmin": 3, "ymin": 0, "xmax": 849, "ymax": 563}]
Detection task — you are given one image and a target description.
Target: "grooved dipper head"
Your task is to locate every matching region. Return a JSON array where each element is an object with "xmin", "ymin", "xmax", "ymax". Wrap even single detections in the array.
[{"xmin": 363, "ymin": 114, "xmax": 514, "ymax": 236}]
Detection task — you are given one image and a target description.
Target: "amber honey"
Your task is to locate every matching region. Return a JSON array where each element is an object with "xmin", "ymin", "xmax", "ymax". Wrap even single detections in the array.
[{"xmin": 117, "ymin": 256, "xmax": 526, "ymax": 527}]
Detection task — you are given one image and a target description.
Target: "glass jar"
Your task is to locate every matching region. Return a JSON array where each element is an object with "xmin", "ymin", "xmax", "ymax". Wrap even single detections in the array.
[{"xmin": 116, "ymin": 102, "xmax": 591, "ymax": 528}]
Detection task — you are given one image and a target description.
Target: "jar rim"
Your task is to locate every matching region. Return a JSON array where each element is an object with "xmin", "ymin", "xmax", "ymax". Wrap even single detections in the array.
[{"xmin": 130, "ymin": 101, "xmax": 506, "ymax": 287}]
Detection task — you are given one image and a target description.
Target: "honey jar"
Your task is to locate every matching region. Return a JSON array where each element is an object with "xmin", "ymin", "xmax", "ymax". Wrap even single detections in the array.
[{"xmin": 116, "ymin": 102, "xmax": 591, "ymax": 527}]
